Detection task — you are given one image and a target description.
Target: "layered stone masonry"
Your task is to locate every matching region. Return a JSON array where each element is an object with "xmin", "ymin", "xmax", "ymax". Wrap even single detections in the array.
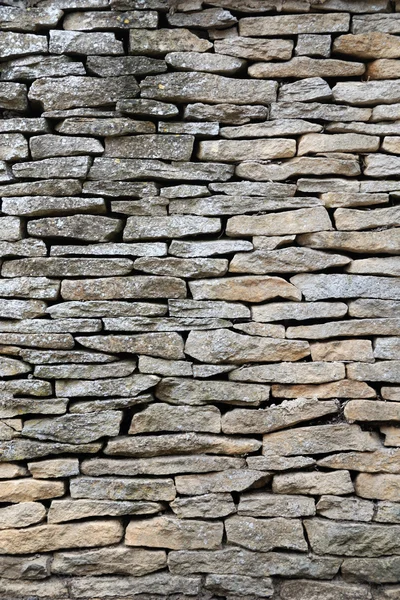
[{"xmin": 0, "ymin": 0, "xmax": 399, "ymax": 598}]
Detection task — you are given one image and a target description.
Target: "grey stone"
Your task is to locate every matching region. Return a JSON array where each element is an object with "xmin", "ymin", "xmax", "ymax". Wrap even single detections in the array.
[
  {"xmin": 0, "ymin": 553, "xmax": 49, "ymax": 580},
  {"xmin": 0, "ymin": 179, "xmax": 82, "ymax": 197},
  {"xmin": 198, "ymin": 138, "xmax": 296, "ymax": 162},
  {"xmin": 0, "ymin": 55, "xmax": 86, "ymax": 80},
  {"xmin": 166, "ymin": 52, "xmax": 245, "ymax": 75},
  {"xmin": 47, "ymin": 300, "xmax": 167, "ymax": 318},
  {"xmin": 129, "ymin": 404, "xmax": 220, "ymax": 434},
  {"xmin": 273, "ymin": 471, "xmax": 354, "ymax": 495},
  {"xmin": 57, "ymin": 118, "xmax": 155, "ymax": 138},
  {"xmin": 0, "ymin": 579, "xmax": 68, "ymax": 598},
  {"xmin": 139, "ymin": 356, "xmax": 192, "ymax": 377},
  {"xmin": 2, "ymin": 196, "xmax": 106, "ymax": 218},
  {"xmin": 298, "ymin": 230, "xmax": 400, "ymax": 254},
  {"xmin": 168, "ymin": 300, "xmax": 250, "ymax": 319},
  {"xmin": 247, "ymin": 455, "xmax": 316, "ymax": 472},
  {"xmin": 0, "ymin": 118, "xmax": 49, "ymax": 135},
  {"xmin": 0, "ymin": 217, "xmax": 22, "ymax": 242},
  {"xmin": 171, "ymin": 493, "xmax": 235, "ymax": 519},
  {"xmin": 225, "ymin": 515, "xmax": 307, "ymax": 552},
  {"xmin": 141, "ymin": 72, "xmax": 277, "ymax": 105},
  {"xmin": 3, "ymin": 257, "xmax": 132, "ymax": 277},
  {"xmin": 76, "ymin": 332, "xmax": 184, "ymax": 359},
  {"xmin": 296, "ymin": 34, "xmax": 332, "ymax": 57},
  {"xmin": 88, "ymin": 55, "xmax": 166, "ymax": 77},
  {"xmin": 279, "ymin": 77, "xmax": 332, "ymax": 102},
  {"xmin": 229, "ymin": 362, "xmax": 345, "ymax": 384},
  {"xmin": 0, "ymin": 134, "xmax": 28, "ymax": 161},
  {"xmin": 0, "ymin": 31, "xmax": 47, "ymax": 60},
  {"xmin": 105, "ymin": 433, "xmax": 261, "ymax": 458},
  {"xmin": 184, "ymin": 103, "xmax": 268, "ymax": 125},
  {"xmin": 0, "ymin": 82, "xmax": 27, "ymax": 112},
  {"xmin": 220, "ymin": 119, "xmax": 322, "ymax": 139},
  {"xmin": 51, "ymin": 242, "xmax": 167, "ymax": 257},
  {"xmin": 365, "ymin": 154, "xmax": 400, "ymax": 177},
  {"xmin": 185, "ymin": 329, "xmax": 309, "ymax": 364},
  {"xmin": 55, "ymin": 374, "xmax": 159, "ymax": 398},
  {"xmin": 34, "ymin": 361, "xmax": 136, "ymax": 380},
  {"xmin": 240, "ymin": 13, "xmax": 350, "ymax": 35},
  {"xmin": 333, "ymin": 80, "xmax": 400, "ymax": 105},
  {"xmin": 30, "ymin": 135, "xmax": 103, "ymax": 159},
  {"xmin": 375, "ymin": 338, "xmax": 400, "ymax": 359},
  {"xmin": 13, "ymin": 156, "xmax": 91, "ymax": 180},
  {"xmin": 175, "ymin": 470, "xmax": 270, "ymax": 496},
  {"xmin": 222, "ymin": 397, "xmax": 338, "ymax": 434},
  {"xmin": 130, "ymin": 28, "xmax": 212, "ymax": 56},
  {"xmin": 117, "ymin": 98, "xmax": 178, "ymax": 118},
  {"xmin": 0, "ymin": 277, "xmax": 59, "ymax": 299},
  {"xmin": 0, "ymin": 6, "xmax": 62, "ymax": 31},
  {"xmin": 0, "ymin": 318, "xmax": 100, "ymax": 334},
  {"xmin": 249, "ymin": 57, "xmax": 365, "ymax": 79},
  {"xmin": 169, "ymin": 239, "xmax": 253, "ymax": 257},
  {"xmin": 0, "ymin": 501, "xmax": 46, "ymax": 529},
  {"xmin": 291, "ymin": 274, "xmax": 400, "ymax": 301},
  {"xmin": 134, "ymin": 257, "xmax": 227, "ymax": 278},
  {"xmin": 155, "ymin": 377, "xmax": 269, "ymax": 406},
  {"xmin": 63, "ymin": 9, "xmax": 158, "ymax": 30},
  {"xmin": 70, "ymin": 477, "xmax": 175, "ymax": 502},
  {"xmin": 236, "ymin": 155, "xmax": 360, "ymax": 181},
  {"xmin": 230, "ymin": 247, "xmax": 349, "ymax": 273},
  {"xmin": 124, "ymin": 215, "xmax": 220, "ymax": 240},
  {"xmin": 29, "ymin": 76, "xmax": 139, "ymax": 111},
  {"xmin": 22, "ymin": 411, "xmax": 122, "ymax": 444},
  {"xmin": 252, "ymin": 301, "xmax": 347, "ymax": 322},
  {"xmin": 280, "ymin": 580, "xmax": 372, "ymax": 600},
  {"xmin": 0, "ymin": 440, "xmax": 101, "ymax": 462},
  {"xmin": 270, "ymin": 101, "xmax": 372, "ymax": 122},
  {"xmin": 28, "ymin": 215, "xmax": 122, "ymax": 242},
  {"xmin": 347, "ymin": 362, "xmax": 400, "ymax": 384},
  {"xmin": 238, "ymin": 492, "xmax": 315, "ymax": 518},
  {"xmin": 49, "ymin": 30, "xmax": 123, "ymax": 55},
  {"xmin": 105, "ymin": 134, "xmax": 194, "ymax": 161},
  {"xmin": 264, "ymin": 424, "xmax": 380, "ymax": 456},
  {"xmin": 316, "ymin": 495, "xmax": 374, "ymax": 522},
  {"xmin": 61, "ymin": 275, "xmax": 186, "ymax": 300},
  {"xmin": 215, "ymin": 36, "xmax": 292, "ymax": 61},
  {"xmin": 0, "ymin": 299, "xmax": 47, "ymax": 320},
  {"xmin": 48, "ymin": 499, "xmax": 163, "ymax": 523},
  {"xmin": 82, "ymin": 180, "xmax": 158, "ymax": 198},
  {"xmin": 190, "ymin": 276, "xmax": 301, "ymax": 302},
  {"xmin": 167, "ymin": 7, "xmax": 236, "ymax": 29},
  {"xmin": 335, "ymin": 205, "xmax": 400, "ymax": 230},
  {"xmin": 342, "ymin": 556, "xmax": 400, "ymax": 584}
]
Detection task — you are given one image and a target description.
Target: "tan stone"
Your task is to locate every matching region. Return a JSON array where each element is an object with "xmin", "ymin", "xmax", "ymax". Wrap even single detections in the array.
[
  {"xmin": 368, "ymin": 59, "xmax": 400, "ymax": 79},
  {"xmin": 0, "ymin": 502, "xmax": 46, "ymax": 529},
  {"xmin": 342, "ymin": 556, "xmax": 400, "ymax": 585},
  {"xmin": 280, "ymin": 579, "xmax": 373, "ymax": 600},
  {"xmin": 48, "ymin": 499, "xmax": 163, "ymax": 523},
  {"xmin": 125, "ymin": 515, "xmax": 223, "ymax": 550},
  {"xmin": 288, "ymin": 319, "xmax": 400, "ymax": 340},
  {"xmin": 61, "ymin": 276, "xmax": 186, "ymax": 300},
  {"xmin": 382, "ymin": 386, "xmax": 400, "ymax": 400},
  {"xmin": 240, "ymin": 14, "xmax": 350, "ymax": 36},
  {"xmin": 356, "ymin": 474, "xmax": 400, "ymax": 501},
  {"xmin": 0, "ymin": 520, "xmax": 123, "ymax": 554},
  {"xmin": 249, "ymin": 57, "xmax": 365, "ymax": 79},
  {"xmin": 252, "ymin": 301, "xmax": 347, "ymax": 323},
  {"xmin": 229, "ymin": 247, "xmax": 350, "ymax": 274},
  {"xmin": 0, "ymin": 478, "xmax": 65, "ymax": 503},
  {"xmin": 236, "ymin": 156, "xmax": 361, "ymax": 181},
  {"xmin": 298, "ymin": 230, "xmax": 400, "ymax": 254},
  {"xmin": 381, "ymin": 426, "xmax": 400, "ymax": 446},
  {"xmin": 263, "ymin": 424, "xmax": 380, "ymax": 456},
  {"xmin": 76, "ymin": 333, "xmax": 184, "ymax": 360},
  {"xmin": 70, "ymin": 477, "xmax": 175, "ymax": 502},
  {"xmin": 346, "ymin": 257, "xmax": 400, "ymax": 276},
  {"xmin": 214, "ymin": 37, "xmax": 293, "ymax": 61},
  {"xmin": 347, "ymin": 361, "xmax": 400, "ymax": 383},
  {"xmin": 321, "ymin": 192, "xmax": 389, "ymax": 208},
  {"xmin": 334, "ymin": 206, "xmax": 400, "ymax": 231},
  {"xmin": 382, "ymin": 136, "xmax": 400, "ymax": 153},
  {"xmin": 0, "ymin": 463, "xmax": 27, "ymax": 479},
  {"xmin": 189, "ymin": 276, "xmax": 301, "ymax": 302},
  {"xmin": 298, "ymin": 133, "xmax": 379, "ymax": 155},
  {"xmin": 316, "ymin": 495, "xmax": 374, "ymax": 522},
  {"xmin": 129, "ymin": 404, "xmax": 221, "ymax": 434},
  {"xmin": 333, "ymin": 33, "xmax": 400, "ymax": 59},
  {"xmin": 229, "ymin": 361, "xmax": 345, "ymax": 384},
  {"xmin": 28, "ymin": 458, "xmax": 79, "ymax": 479},
  {"xmin": 175, "ymin": 470, "xmax": 270, "ymax": 496},
  {"xmin": 311, "ymin": 340, "xmax": 374, "ymax": 362},
  {"xmin": 345, "ymin": 400, "xmax": 400, "ymax": 423},
  {"xmin": 170, "ymin": 493, "xmax": 235, "ymax": 519},
  {"xmin": 222, "ymin": 397, "xmax": 338, "ymax": 434},
  {"xmin": 238, "ymin": 492, "xmax": 315, "ymax": 518},
  {"xmin": 226, "ymin": 207, "xmax": 332, "ymax": 236},
  {"xmin": 318, "ymin": 449, "xmax": 400, "ymax": 474},
  {"xmin": 197, "ymin": 139, "xmax": 296, "ymax": 162},
  {"xmin": 273, "ymin": 471, "xmax": 354, "ymax": 495}
]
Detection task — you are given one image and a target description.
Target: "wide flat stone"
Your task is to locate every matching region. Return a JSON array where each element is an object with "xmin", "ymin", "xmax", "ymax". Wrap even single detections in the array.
[
  {"xmin": 123, "ymin": 215, "xmax": 220, "ymax": 240},
  {"xmin": 175, "ymin": 470, "xmax": 270, "ymax": 496},
  {"xmin": 22, "ymin": 411, "xmax": 122, "ymax": 444},
  {"xmin": 134, "ymin": 257, "xmax": 227, "ymax": 278},
  {"xmin": 49, "ymin": 30, "xmax": 123, "ymax": 55},
  {"xmin": 220, "ymin": 119, "xmax": 322, "ymax": 139},
  {"xmin": 215, "ymin": 37, "xmax": 292, "ymax": 61},
  {"xmin": 171, "ymin": 493, "xmax": 235, "ymax": 519},
  {"xmin": 333, "ymin": 80, "xmax": 400, "ymax": 105},
  {"xmin": 105, "ymin": 134, "xmax": 194, "ymax": 161},
  {"xmin": 342, "ymin": 556, "xmax": 400, "ymax": 584},
  {"xmin": 166, "ymin": 51, "xmax": 245, "ymax": 75},
  {"xmin": 316, "ymin": 495, "xmax": 374, "ymax": 522},
  {"xmin": 2, "ymin": 196, "xmax": 106, "ymax": 218},
  {"xmin": 2, "ymin": 258, "xmax": 132, "ymax": 277},
  {"xmin": 190, "ymin": 276, "xmax": 301, "ymax": 302},
  {"xmin": 273, "ymin": 471, "xmax": 354, "ymax": 495},
  {"xmin": 33, "ymin": 361, "xmax": 136, "ymax": 380},
  {"xmin": 198, "ymin": 139, "xmax": 296, "ymax": 162},
  {"xmin": 48, "ymin": 499, "xmax": 163, "ymax": 524},
  {"xmin": 229, "ymin": 362, "xmax": 345, "ymax": 384},
  {"xmin": 347, "ymin": 362, "xmax": 400, "ymax": 383},
  {"xmin": 335, "ymin": 205, "xmax": 400, "ymax": 230},
  {"xmin": 225, "ymin": 515, "xmax": 307, "ymax": 552},
  {"xmin": 0, "ymin": 6, "xmax": 63, "ymax": 31},
  {"xmin": 0, "ymin": 478, "xmax": 64, "ymax": 503},
  {"xmin": 0, "ymin": 502, "xmax": 46, "ymax": 530},
  {"xmin": 0, "ymin": 277, "xmax": 59, "ymax": 300},
  {"xmin": 291, "ymin": 274, "xmax": 400, "ymax": 301},
  {"xmin": 238, "ymin": 492, "xmax": 315, "ymax": 518},
  {"xmin": 298, "ymin": 132, "xmax": 379, "ymax": 155},
  {"xmin": 236, "ymin": 155, "xmax": 360, "ymax": 181},
  {"xmin": 129, "ymin": 28, "xmax": 212, "ymax": 56},
  {"xmin": 13, "ymin": 157, "xmax": 91, "ymax": 180},
  {"xmin": 63, "ymin": 9, "xmax": 158, "ymax": 30},
  {"xmin": 230, "ymin": 247, "xmax": 349, "ymax": 273},
  {"xmin": 318, "ymin": 449, "xmax": 400, "ymax": 474},
  {"xmin": 252, "ymin": 301, "xmax": 347, "ymax": 322},
  {"xmin": 76, "ymin": 332, "xmax": 184, "ymax": 359},
  {"xmin": 55, "ymin": 374, "xmax": 159, "ymax": 398},
  {"xmin": 249, "ymin": 57, "xmax": 365, "ymax": 79},
  {"xmin": 61, "ymin": 276, "xmax": 186, "ymax": 300},
  {"xmin": 298, "ymin": 230, "xmax": 400, "ymax": 254},
  {"xmin": 280, "ymin": 580, "xmax": 372, "ymax": 600},
  {"xmin": 184, "ymin": 102, "xmax": 268, "ymax": 125},
  {"xmin": 333, "ymin": 32, "xmax": 400, "ymax": 59},
  {"xmin": 169, "ymin": 239, "xmax": 253, "ymax": 257},
  {"xmin": 129, "ymin": 404, "xmax": 221, "ymax": 434},
  {"xmin": 70, "ymin": 477, "xmax": 175, "ymax": 502},
  {"xmin": 310, "ymin": 339, "xmax": 373, "ymax": 362},
  {"xmin": 240, "ymin": 13, "xmax": 350, "ymax": 35}
]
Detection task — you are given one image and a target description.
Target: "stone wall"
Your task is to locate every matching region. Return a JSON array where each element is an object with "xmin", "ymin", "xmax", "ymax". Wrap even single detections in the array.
[{"xmin": 0, "ymin": 0, "xmax": 399, "ymax": 598}]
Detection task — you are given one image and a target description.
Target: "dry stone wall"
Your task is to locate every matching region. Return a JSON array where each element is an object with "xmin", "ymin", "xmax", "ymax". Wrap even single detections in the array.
[{"xmin": 0, "ymin": 0, "xmax": 400, "ymax": 597}]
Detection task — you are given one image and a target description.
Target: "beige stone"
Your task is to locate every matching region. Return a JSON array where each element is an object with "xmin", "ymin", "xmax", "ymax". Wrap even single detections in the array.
[
  {"xmin": 280, "ymin": 580, "xmax": 372, "ymax": 600},
  {"xmin": 0, "ymin": 502, "xmax": 46, "ymax": 529},
  {"xmin": 346, "ymin": 257, "xmax": 400, "ymax": 276},
  {"xmin": 170, "ymin": 493, "xmax": 235, "ymax": 519},
  {"xmin": 28, "ymin": 458, "xmax": 79, "ymax": 479},
  {"xmin": 61, "ymin": 276, "xmax": 186, "ymax": 301},
  {"xmin": 229, "ymin": 361, "xmax": 345, "ymax": 384},
  {"xmin": 229, "ymin": 247, "xmax": 350, "ymax": 274},
  {"xmin": 273, "ymin": 471, "xmax": 354, "ymax": 495},
  {"xmin": 236, "ymin": 156, "xmax": 360, "ymax": 181},
  {"xmin": 381, "ymin": 426, "xmax": 400, "ymax": 446},
  {"xmin": 175, "ymin": 470, "xmax": 270, "ymax": 496},
  {"xmin": 249, "ymin": 57, "xmax": 365, "ymax": 79},
  {"xmin": 252, "ymin": 301, "xmax": 347, "ymax": 323},
  {"xmin": 356, "ymin": 474, "xmax": 400, "ymax": 501},
  {"xmin": 190, "ymin": 276, "xmax": 301, "ymax": 302},
  {"xmin": 222, "ymin": 397, "xmax": 338, "ymax": 434},
  {"xmin": 225, "ymin": 515, "xmax": 307, "ymax": 552},
  {"xmin": 321, "ymin": 192, "xmax": 389, "ymax": 208},
  {"xmin": 240, "ymin": 13, "xmax": 350, "ymax": 36},
  {"xmin": 76, "ymin": 333, "xmax": 184, "ymax": 360},
  {"xmin": 318, "ymin": 449, "xmax": 400, "ymax": 474},
  {"xmin": 263, "ymin": 424, "xmax": 380, "ymax": 456},
  {"xmin": 298, "ymin": 132, "xmax": 379, "ymax": 155},
  {"xmin": 335, "ymin": 206, "xmax": 400, "ymax": 231},
  {"xmin": 70, "ymin": 477, "xmax": 175, "ymax": 502},
  {"xmin": 333, "ymin": 80, "xmax": 400, "ymax": 106},
  {"xmin": 214, "ymin": 37, "xmax": 293, "ymax": 61},
  {"xmin": 0, "ymin": 478, "xmax": 65, "ymax": 503},
  {"xmin": 48, "ymin": 499, "xmax": 163, "ymax": 523},
  {"xmin": 382, "ymin": 136, "xmax": 400, "ymax": 154},
  {"xmin": 311, "ymin": 340, "xmax": 374, "ymax": 362},
  {"xmin": 348, "ymin": 361, "xmax": 400, "ymax": 384},
  {"xmin": 227, "ymin": 207, "xmax": 332, "ymax": 237},
  {"xmin": 316, "ymin": 495, "xmax": 374, "ymax": 522},
  {"xmin": 368, "ymin": 59, "xmax": 400, "ymax": 79},
  {"xmin": 238, "ymin": 492, "xmax": 315, "ymax": 518},
  {"xmin": 197, "ymin": 139, "xmax": 296, "ymax": 162},
  {"xmin": 333, "ymin": 32, "xmax": 400, "ymax": 59},
  {"xmin": 129, "ymin": 404, "xmax": 221, "ymax": 434},
  {"xmin": 125, "ymin": 515, "xmax": 223, "ymax": 550},
  {"xmin": 156, "ymin": 377, "xmax": 269, "ymax": 406},
  {"xmin": 298, "ymin": 230, "xmax": 400, "ymax": 254},
  {"xmin": 345, "ymin": 400, "xmax": 400, "ymax": 423},
  {"xmin": 0, "ymin": 520, "xmax": 123, "ymax": 554}
]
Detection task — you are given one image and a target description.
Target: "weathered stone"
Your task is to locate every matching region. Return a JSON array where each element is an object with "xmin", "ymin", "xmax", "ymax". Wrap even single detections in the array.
[
  {"xmin": 311, "ymin": 340, "xmax": 374, "ymax": 362},
  {"xmin": 28, "ymin": 458, "xmax": 79, "ymax": 479},
  {"xmin": 139, "ymin": 356, "xmax": 192, "ymax": 377},
  {"xmin": 0, "ymin": 333, "xmax": 73, "ymax": 349},
  {"xmin": 230, "ymin": 362, "xmax": 345, "ymax": 384},
  {"xmin": 169, "ymin": 300, "xmax": 249, "ymax": 319},
  {"xmin": 223, "ymin": 398, "xmax": 338, "ymax": 435},
  {"xmin": 82, "ymin": 456, "xmax": 244, "ymax": 476},
  {"xmin": 48, "ymin": 499, "xmax": 163, "ymax": 523},
  {"xmin": 291, "ymin": 274, "xmax": 400, "ymax": 302},
  {"xmin": 1, "ymin": 55, "xmax": 86, "ymax": 81},
  {"xmin": 198, "ymin": 138, "xmax": 296, "ymax": 162},
  {"xmin": 327, "ymin": 121, "xmax": 400, "ymax": 135},
  {"xmin": 0, "ymin": 502, "xmax": 46, "ymax": 529},
  {"xmin": 175, "ymin": 470, "xmax": 270, "ymax": 496},
  {"xmin": 221, "ymin": 120, "xmax": 322, "ymax": 139},
  {"xmin": 129, "ymin": 404, "xmax": 220, "ymax": 434},
  {"xmin": 333, "ymin": 80, "xmax": 400, "ymax": 105},
  {"xmin": 240, "ymin": 13, "xmax": 349, "ymax": 35},
  {"xmin": 233, "ymin": 322, "xmax": 285, "ymax": 338},
  {"xmin": 69, "ymin": 573, "xmax": 201, "ymax": 599},
  {"xmin": 280, "ymin": 580, "xmax": 372, "ymax": 600},
  {"xmin": 105, "ymin": 316, "xmax": 231, "ymax": 332},
  {"xmin": 365, "ymin": 153, "xmax": 400, "ymax": 177},
  {"xmin": 29, "ymin": 76, "xmax": 139, "ymax": 111},
  {"xmin": 375, "ymin": 502, "xmax": 400, "ymax": 523},
  {"xmin": 129, "ymin": 28, "xmax": 211, "ymax": 56},
  {"xmin": 335, "ymin": 205, "xmax": 400, "ymax": 231},
  {"xmin": 34, "ymin": 361, "xmax": 136, "ymax": 380},
  {"xmin": 0, "ymin": 439, "xmax": 101, "ymax": 462},
  {"xmin": 167, "ymin": 7, "xmax": 236, "ymax": 29},
  {"xmin": 124, "ymin": 216, "xmax": 220, "ymax": 241},
  {"xmin": 367, "ymin": 58, "xmax": 400, "ymax": 79},
  {"xmin": 52, "ymin": 546, "xmax": 165, "ymax": 577},
  {"xmin": 30, "ymin": 135, "xmax": 103, "ymax": 160},
  {"xmin": 134, "ymin": 257, "xmax": 227, "ymax": 278},
  {"xmin": 318, "ymin": 449, "xmax": 400, "ymax": 474},
  {"xmin": 375, "ymin": 338, "xmax": 400, "ymax": 360},
  {"xmin": 0, "ymin": 356, "xmax": 30, "ymax": 377},
  {"xmin": 52, "ymin": 242, "xmax": 167, "ymax": 257},
  {"xmin": 226, "ymin": 515, "xmax": 307, "ymax": 552},
  {"xmin": 264, "ymin": 424, "xmax": 380, "ymax": 456},
  {"xmin": 2, "ymin": 258, "xmax": 134, "ymax": 278},
  {"xmin": 348, "ymin": 362, "xmax": 400, "ymax": 384},
  {"xmin": 230, "ymin": 247, "xmax": 349, "ymax": 274},
  {"xmin": 334, "ymin": 32, "xmax": 400, "ymax": 59},
  {"xmin": 168, "ymin": 546, "xmax": 341, "ymax": 578},
  {"xmin": 0, "ymin": 579, "xmax": 67, "ymax": 598},
  {"xmin": 249, "ymin": 57, "xmax": 365, "ymax": 79},
  {"xmin": 49, "ymin": 30, "xmax": 123, "ymax": 56},
  {"xmin": 297, "ymin": 178, "xmax": 361, "ymax": 193},
  {"xmin": 185, "ymin": 329, "xmax": 309, "ymax": 364},
  {"xmin": 47, "ymin": 300, "xmax": 167, "ymax": 318},
  {"xmin": 296, "ymin": 33, "xmax": 331, "ymax": 57},
  {"xmin": 0, "ymin": 179, "xmax": 82, "ymax": 197},
  {"xmin": 214, "ymin": 37, "xmax": 292, "ymax": 61},
  {"xmin": 0, "ymin": 6, "xmax": 63, "ymax": 31},
  {"xmin": 141, "ymin": 72, "xmax": 277, "ymax": 105},
  {"xmin": 306, "ymin": 518, "xmax": 400, "ymax": 557},
  {"xmin": 0, "ymin": 134, "xmax": 28, "ymax": 162},
  {"xmin": 270, "ymin": 102, "xmax": 371, "ymax": 122},
  {"xmin": 0, "ymin": 32, "xmax": 47, "ymax": 61},
  {"xmin": 76, "ymin": 333, "xmax": 184, "ymax": 359},
  {"xmin": 57, "ymin": 118, "xmax": 154, "ymax": 139},
  {"xmin": 126, "ymin": 515, "xmax": 223, "ymax": 550},
  {"xmin": 64, "ymin": 9, "xmax": 158, "ymax": 30},
  {"xmin": 28, "ymin": 215, "xmax": 122, "ymax": 242},
  {"xmin": 190, "ymin": 276, "xmax": 301, "ymax": 302},
  {"xmin": 273, "ymin": 471, "xmax": 354, "ymax": 495},
  {"xmin": 55, "ymin": 374, "xmax": 158, "ymax": 398},
  {"xmin": 345, "ymin": 399, "xmax": 400, "ymax": 422},
  {"xmin": 170, "ymin": 239, "xmax": 253, "ymax": 257},
  {"xmin": 381, "ymin": 426, "xmax": 400, "ymax": 446},
  {"xmin": 238, "ymin": 492, "xmax": 315, "ymax": 520},
  {"xmin": 0, "ymin": 478, "xmax": 64, "ymax": 503},
  {"xmin": 279, "ymin": 77, "xmax": 332, "ymax": 103},
  {"xmin": 61, "ymin": 276, "xmax": 185, "ymax": 300},
  {"xmin": 0, "ymin": 276, "xmax": 59, "ymax": 300},
  {"xmin": 117, "ymin": 98, "xmax": 178, "ymax": 118},
  {"xmin": 316, "ymin": 495, "xmax": 374, "ymax": 522},
  {"xmin": 0, "ymin": 82, "xmax": 27, "ymax": 112},
  {"xmin": 0, "ymin": 118, "xmax": 49, "ymax": 135},
  {"xmin": 253, "ymin": 301, "xmax": 347, "ymax": 323},
  {"xmin": 0, "ymin": 520, "xmax": 123, "ymax": 554},
  {"xmin": 0, "ymin": 217, "xmax": 22, "ymax": 242},
  {"xmin": 236, "ymin": 155, "xmax": 360, "ymax": 181},
  {"xmin": 105, "ymin": 134, "xmax": 193, "ymax": 161},
  {"xmin": 246, "ymin": 455, "xmax": 316, "ymax": 471},
  {"xmin": 13, "ymin": 156, "xmax": 91, "ymax": 180},
  {"xmin": 299, "ymin": 132, "xmax": 379, "ymax": 155},
  {"xmin": 298, "ymin": 230, "xmax": 400, "ymax": 254},
  {"xmin": 106, "ymin": 433, "xmax": 261, "ymax": 458},
  {"xmin": 23, "ymin": 411, "xmax": 122, "ymax": 444},
  {"xmin": 0, "ymin": 318, "xmax": 100, "ymax": 334},
  {"xmin": 166, "ymin": 51, "xmax": 245, "ymax": 75},
  {"xmin": 2, "ymin": 196, "xmax": 107, "ymax": 218},
  {"xmin": 321, "ymin": 192, "xmax": 388, "ymax": 208},
  {"xmin": 184, "ymin": 103, "xmax": 268, "ymax": 125},
  {"xmin": 0, "ymin": 396, "xmax": 68, "ymax": 419},
  {"xmin": 206, "ymin": 573, "xmax": 274, "ymax": 598},
  {"xmin": 171, "ymin": 493, "xmax": 235, "ymax": 519},
  {"xmin": 70, "ymin": 477, "xmax": 175, "ymax": 502},
  {"xmin": 0, "ymin": 463, "xmax": 27, "ymax": 479},
  {"xmin": 69, "ymin": 394, "xmax": 153, "ymax": 414},
  {"xmin": 89, "ymin": 157, "xmax": 234, "ymax": 182},
  {"xmin": 342, "ymin": 556, "xmax": 400, "ymax": 584},
  {"xmin": 382, "ymin": 387, "xmax": 400, "ymax": 400}
]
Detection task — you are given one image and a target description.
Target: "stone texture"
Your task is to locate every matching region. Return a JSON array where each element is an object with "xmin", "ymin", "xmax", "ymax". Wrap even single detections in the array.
[
  {"xmin": 170, "ymin": 493, "xmax": 235, "ymax": 519},
  {"xmin": 0, "ymin": 502, "xmax": 46, "ymax": 529},
  {"xmin": 175, "ymin": 470, "xmax": 270, "ymax": 496},
  {"xmin": 70, "ymin": 477, "xmax": 175, "ymax": 502},
  {"xmin": 230, "ymin": 247, "xmax": 349, "ymax": 273},
  {"xmin": 229, "ymin": 361, "xmax": 345, "ymax": 384},
  {"xmin": 236, "ymin": 156, "xmax": 361, "ymax": 181},
  {"xmin": 356, "ymin": 474, "xmax": 400, "ymax": 501},
  {"xmin": 225, "ymin": 515, "xmax": 307, "ymax": 552},
  {"xmin": 249, "ymin": 57, "xmax": 365, "ymax": 79},
  {"xmin": 273, "ymin": 471, "xmax": 355, "ymax": 495},
  {"xmin": 129, "ymin": 404, "xmax": 220, "ymax": 434},
  {"xmin": 238, "ymin": 492, "xmax": 315, "ymax": 518},
  {"xmin": 61, "ymin": 276, "xmax": 186, "ymax": 300},
  {"xmin": 198, "ymin": 139, "xmax": 296, "ymax": 162},
  {"xmin": 48, "ymin": 499, "xmax": 163, "ymax": 523},
  {"xmin": 129, "ymin": 29, "xmax": 212, "ymax": 56},
  {"xmin": 76, "ymin": 333, "xmax": 184, "ymax": 359},
  {"xmin": 156, "ymin": 377, "xmax": 269, "ymax": 406},
  {"xmin": 280, "ymin": 580, "xmax": 372, "ymax": 600},
  {"xmin": 190, "ymin": 276, "xmax": 301, "ymax": 302}
]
